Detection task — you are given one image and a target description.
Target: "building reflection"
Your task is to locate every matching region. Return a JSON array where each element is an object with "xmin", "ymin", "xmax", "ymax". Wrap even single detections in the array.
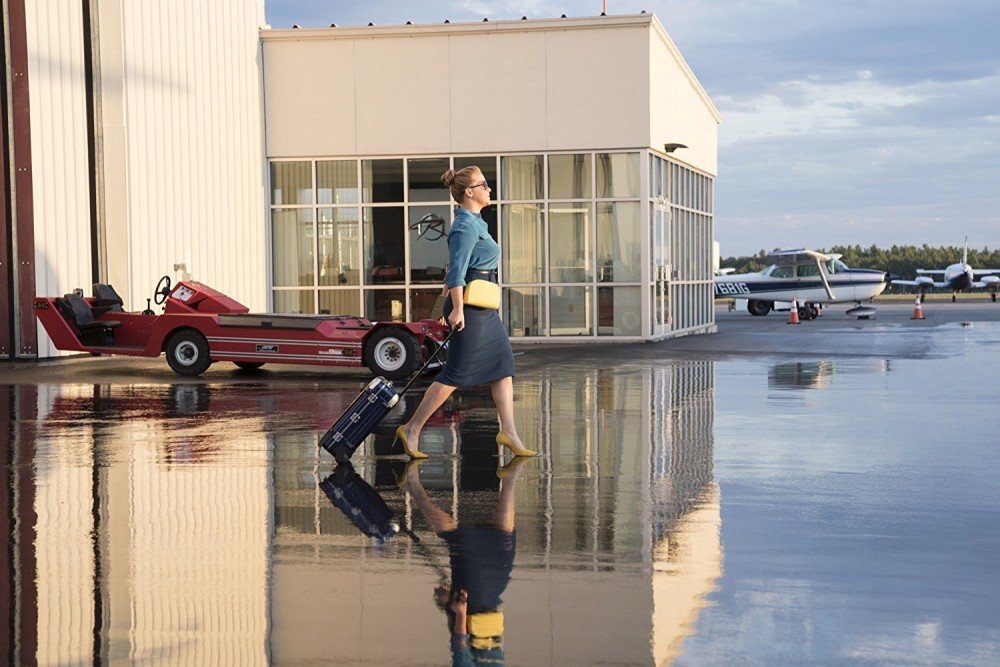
[
  {"xmin": 0, "ymin": 360, "xmax": 717, "ymax": 664},
  {"xmin": 272, "ymin": 361, "xmax": 719, "ymax": 665}
]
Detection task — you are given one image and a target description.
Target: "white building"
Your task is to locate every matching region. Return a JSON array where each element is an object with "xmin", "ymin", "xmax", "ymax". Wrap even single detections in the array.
[{"xmin": 1, "ymin": 4, "xmax": 718, "ymax": 359}]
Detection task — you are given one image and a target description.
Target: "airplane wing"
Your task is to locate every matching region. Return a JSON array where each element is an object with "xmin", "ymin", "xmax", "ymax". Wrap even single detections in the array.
[
  {"xmin": 892, "ymin": 277, "xmax": 946, "ymax": 289},
  {"xmin": 764, "ymin": 249, "xmax": 833, "ymax": 265},
  {"xmin": 972, "ymin": 269, "xmax": 1000, "ymax": 275},
  {"xmin": 915, "ymin": 269, "xmax": 947, "ymax": 275},
  {"xmin": 715, "ymin": 268, "xmax": 736, "ymax": 276},
  {"xmin": 764, "ymin": 249, "xmax": 835, "ymax": 299}
]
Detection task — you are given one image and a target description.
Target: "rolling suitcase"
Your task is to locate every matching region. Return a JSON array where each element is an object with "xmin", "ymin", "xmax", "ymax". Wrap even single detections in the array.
[
  {"xmin": 319, "ymin": 328, "xmax": 455, "ymax": 463},
  {"xmin": 319, "ymin": 462, "xmax": 399, "ymax": 541}
]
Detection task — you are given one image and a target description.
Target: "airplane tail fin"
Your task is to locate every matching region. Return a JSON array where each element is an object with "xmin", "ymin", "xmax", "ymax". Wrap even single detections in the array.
[{"xmin": 963, "ymin": 236, "xmax": 968, "ymax": 266}]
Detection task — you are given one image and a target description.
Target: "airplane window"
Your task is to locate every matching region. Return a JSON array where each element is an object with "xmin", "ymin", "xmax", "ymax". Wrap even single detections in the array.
[
  {"xmin": 771, "ymin": 266, "xmax": 793, "ymax": 278},
  {"xmin": 835, "ymin": 260, "xmax": 849, "ymax": 272},
  {"xmin": 797, "ymin": 264, "xmax": 820, "ymax": 277},
  {"xmin": 826, "ymin": 260, "xmax": 837, "ymax": 274}
]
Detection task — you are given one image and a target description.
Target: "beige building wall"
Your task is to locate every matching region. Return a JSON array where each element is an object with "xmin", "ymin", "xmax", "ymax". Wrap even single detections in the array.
[
  {"xmin": 24, "ymin": 0, "xmax": 95, "ymax": 358},
  {"xmin": 648, "ymin": 23, "xmax": 720, "ymax": 175},
  {"xmin": 261, "ymin": 16, "xmax": 695, "ymax": 159}
]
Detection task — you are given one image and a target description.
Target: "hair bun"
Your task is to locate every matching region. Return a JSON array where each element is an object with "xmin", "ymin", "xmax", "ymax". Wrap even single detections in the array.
[{"xmin": 440, "ymin": 169, "xmax": 456, "ymax": 187}]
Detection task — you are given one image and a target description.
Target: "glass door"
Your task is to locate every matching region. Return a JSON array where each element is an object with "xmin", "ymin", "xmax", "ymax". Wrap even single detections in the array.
[{"xmin": 652, "ymin": 202, "xmax": 670, "ymax": 336}]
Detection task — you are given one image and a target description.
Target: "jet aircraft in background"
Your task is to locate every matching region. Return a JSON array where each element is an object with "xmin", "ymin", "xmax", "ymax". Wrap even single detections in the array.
[{"xmin": 890, "ymin": 239, "xmax": 1000, "ymax": 302}]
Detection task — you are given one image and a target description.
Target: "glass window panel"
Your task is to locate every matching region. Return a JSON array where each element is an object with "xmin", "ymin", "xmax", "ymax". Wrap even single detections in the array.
[
  {"xmin": 597, "ymin": 202, "xmax": 641, "ymax": 283},
  {"xmin": 318, "ymin": 289, "xmax": 360, "ymax": 316},
  {"xmin": 649, "ymin": 154, "xmax": 656, "ymax": 197},
  {"xmin": 317, "ymin": 160, "xmax": 357, "ymax": 205},
  {"xmin": 598, "ymin": 286, "xmax": 641, "ymax": 336},
  {"xmin": 409, "ymin": 205, "xmax": 451, "ymax": 284},
  {"xmin": 318, "ymin": 207, "xmax": 360, "ymax": 286},
  {"xmin": 660, "ymin": 159, "xmax": 667, "ymax": 199},
  {"xmin": 501, "ymin": 155, "xmax": 543, "ymax": 200},
  {"xmin": 595, "ymin": 152, "xmax": 640, "ymax": 198},
  {"xmin": 480, "ymin": 204, "xmax": 498, "ymax": 241},
  {"xmin": 409, "ymin": 288, "xmax": 442, "ymax": 321},
  {"xmin": 548, "ymin": 203, "xmax": 592, "ymax": 283},
  {"xmin": 365, "ymin": 289, "xmax": 406, "ymax": 322},
  {"xmin": 549, "ymin": 286, "xmax": 592, "ymax": 336},
  {"xmin": 361, "ymin": 159, "xmax": 403, "ymax": 203},
  {"xmin": 501, "ymin": 204, "xmax": 543, "ymax": 284},
  {"xmin": 270, "ymin": 162, "xmax": 312, "ymax": 205},
  {"xmin": 273, "ymin": 290, "xmax": 314, "ymax": 314},
  {"xmin": 454, "ymin": 156, "xmax": 497, "ymax": 197},
  {"xmin": 548, "ymin": 153, "xmax": 591, "ymax": 199},
  {"xmin": 504, "ymin": 287, "xmax": 544, "ymax": 337},
  {"xmin": 271, "ymin": 209, "xmax": 314, "ymax": 287},
  {"xmin": 363, "ymin": 207, "xmax": 405, "ymax": 284},
  {"xmin": 407, "ymin": 157, "xmax": 450, "ymax": 202}
]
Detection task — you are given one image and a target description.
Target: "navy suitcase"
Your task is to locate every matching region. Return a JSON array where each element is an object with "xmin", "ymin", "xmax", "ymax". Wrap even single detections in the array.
[
  {"xmin": 319, "ymin": 462, "xmax": 399, "ymax": 541},
  {"xmin": 319, "ymin": 328, "xmax": 455, "ymax": 463}
]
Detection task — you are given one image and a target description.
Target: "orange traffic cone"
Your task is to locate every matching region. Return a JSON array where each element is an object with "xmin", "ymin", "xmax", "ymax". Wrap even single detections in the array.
[
  {"xmin": 787, "ymin": 297, "xmax": 800, "ymax": 325},
  {"xmin": 911, "ymin": 295, "xmax": 925, "ymax": 320}
]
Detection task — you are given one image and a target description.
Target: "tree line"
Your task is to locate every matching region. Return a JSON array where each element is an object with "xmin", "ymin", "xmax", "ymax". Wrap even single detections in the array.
[{"xmin": 720, "ymin": 244, "xmax": 1000, "ymax": 281}]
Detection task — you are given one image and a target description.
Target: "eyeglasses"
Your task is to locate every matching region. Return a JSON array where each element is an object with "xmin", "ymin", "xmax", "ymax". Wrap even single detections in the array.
[{"xmin": 469, "ymin": 180, "xmax": 490, "ymax": 191}]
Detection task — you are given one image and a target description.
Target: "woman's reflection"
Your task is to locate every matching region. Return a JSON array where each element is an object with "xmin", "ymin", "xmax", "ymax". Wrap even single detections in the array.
[{"xmin": 398, "ymin": 457, "xmax": 529, "ymax": 666}]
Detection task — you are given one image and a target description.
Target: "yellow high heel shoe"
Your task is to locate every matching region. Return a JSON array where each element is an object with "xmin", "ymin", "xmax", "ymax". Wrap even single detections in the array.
[
  {"xmin": 394, "ymin": 426, "xmax": 429, "ymax": 459},
  {"xmin": 496, "ymin": 432, "xmax": 537, "ymax": 457}
]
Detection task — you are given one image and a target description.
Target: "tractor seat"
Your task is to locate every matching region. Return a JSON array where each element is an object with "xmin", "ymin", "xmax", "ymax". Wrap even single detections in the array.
[
  {"xmin": 62, "ymin": 293, "xmax": 122, "ymax": 332},
  {"xmin": 92, "ymin": 283, "xmax": 125, "ymax": 314}
]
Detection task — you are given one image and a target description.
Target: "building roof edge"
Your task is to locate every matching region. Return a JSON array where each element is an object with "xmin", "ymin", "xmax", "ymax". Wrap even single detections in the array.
[{"xmin": 260, "ymin": 13, "xmax": 653, "ymax": 40}]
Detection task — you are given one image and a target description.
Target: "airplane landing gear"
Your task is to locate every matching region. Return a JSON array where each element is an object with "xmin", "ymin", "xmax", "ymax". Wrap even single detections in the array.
[
  {"xmin": 952, "ymin": 293, "xmax": 957, "ymax": 303},
  {"xmin": 798, "ymin": 304, "xmax": 819, "ymax": 321},
  {"xmin": 992, "ymin": 292, "xmax": 997, "ymax": 303}
]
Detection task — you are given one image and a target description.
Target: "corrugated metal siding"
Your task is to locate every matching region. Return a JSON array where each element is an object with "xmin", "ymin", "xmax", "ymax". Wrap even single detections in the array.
[
  {"xmin": 119, "ymin": 0, "xmax": 268, "ymax": 312},
  {"xmin": 25, "ymin": 0, "xmax": 94, "ymax": 357}
]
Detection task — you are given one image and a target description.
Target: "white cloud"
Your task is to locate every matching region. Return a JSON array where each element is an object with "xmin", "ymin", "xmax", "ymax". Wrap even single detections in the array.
[{"xmin": 717, "ymin": 74, "xmax": 925, "ymax": 146}]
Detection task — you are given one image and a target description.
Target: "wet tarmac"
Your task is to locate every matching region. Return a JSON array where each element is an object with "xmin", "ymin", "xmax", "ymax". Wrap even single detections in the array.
[{"xmin": 2, "ymin": 314, "xmax": 999, "ymax": 664}]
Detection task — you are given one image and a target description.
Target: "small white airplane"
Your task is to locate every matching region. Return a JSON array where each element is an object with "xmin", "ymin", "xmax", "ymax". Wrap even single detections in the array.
[
  {"xmin": 890, "ymin": 239, "xmax": 1000, "ymax": 302},
  {"xmin": 714, "ymin": 249, "xmax": 891, "ymax": 320}
]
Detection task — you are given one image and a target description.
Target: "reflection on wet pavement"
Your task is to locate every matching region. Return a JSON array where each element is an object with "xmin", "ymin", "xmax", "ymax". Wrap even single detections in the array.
[
  {"xmin": 2, "ymin": 324, "xmax": 999, "ymax": 664},
  {"xmin": 0, "ymin": 363, "xmax": 717, "ymax": 665}
]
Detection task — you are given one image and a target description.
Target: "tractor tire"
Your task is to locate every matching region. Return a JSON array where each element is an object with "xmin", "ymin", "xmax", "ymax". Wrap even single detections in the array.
[
  {"xmin": 234, "ymin": 361, "xmax": 265, "ymax": 371},
  {"xmin": 364, "ymin": 327, "xmax": 420, "ymax": 380},
  {"xmin": 747, "ymin": 300, "xmax": 772, "ymax": 316},
  {"xmin": 165, "ymin": 329, "xmax": 212, "ymax": 376}
]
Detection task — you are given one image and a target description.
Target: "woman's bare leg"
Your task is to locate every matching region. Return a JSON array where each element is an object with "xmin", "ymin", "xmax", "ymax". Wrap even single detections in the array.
[
  {"xmin": 402, "ymin": 381, "xmax": 458, "ymax": 453},
  {"xmin": 490, "ymin": 376, "xmax": 526, "ymax": 449},
  {"xmin": 493, "ymin": 457, "xmax": 528, "ymax": 531},
  {"xmin": 403, "ymin": 463, "xmax": 456, "ymax": 534}
]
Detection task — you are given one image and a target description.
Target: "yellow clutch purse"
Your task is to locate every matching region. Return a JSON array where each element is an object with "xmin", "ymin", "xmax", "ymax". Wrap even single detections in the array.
[{"xmin": 463, "ymin": 279, "xmax": 501, "ymax": 310}]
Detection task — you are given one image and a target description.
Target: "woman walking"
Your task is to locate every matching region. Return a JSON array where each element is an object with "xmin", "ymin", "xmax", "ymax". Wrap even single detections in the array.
[{"xmin": 393, "ymin": 166, "xmax": 535, "ymax": 459}]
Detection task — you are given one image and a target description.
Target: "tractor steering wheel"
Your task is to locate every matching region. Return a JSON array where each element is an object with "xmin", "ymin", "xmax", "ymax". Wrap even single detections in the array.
[{"xmin": 154, "ymin": 275, "xmax": 173, "ymax": 305}]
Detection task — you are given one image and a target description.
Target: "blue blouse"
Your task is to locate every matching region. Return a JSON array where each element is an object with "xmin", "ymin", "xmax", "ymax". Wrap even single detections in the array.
[{"xmin": 443, "ymin": 207, "xmax": 500, "ymax": 289}]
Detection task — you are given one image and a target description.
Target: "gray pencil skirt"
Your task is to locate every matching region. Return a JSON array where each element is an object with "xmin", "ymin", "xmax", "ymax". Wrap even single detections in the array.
[{"xmin": 435, "ymin": 299, "xmax": 515, "ymax": 387}]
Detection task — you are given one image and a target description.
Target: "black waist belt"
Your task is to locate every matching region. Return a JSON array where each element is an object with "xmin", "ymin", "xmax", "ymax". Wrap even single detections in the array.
[{"xmin": 466, "ymin": 268, "xmax": 498, "ymax": 284}]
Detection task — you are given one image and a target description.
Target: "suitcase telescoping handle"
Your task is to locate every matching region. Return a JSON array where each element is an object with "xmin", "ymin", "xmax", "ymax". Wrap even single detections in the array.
[{"xmin": 396, "ymin": 327, "xmax": 459, "ymax": 396}]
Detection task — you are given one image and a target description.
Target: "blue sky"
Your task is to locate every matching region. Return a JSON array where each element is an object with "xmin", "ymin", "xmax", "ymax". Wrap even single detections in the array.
[{"xmin": 265, "ymin": 1, "xmax": 999, "ymax": 256}]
